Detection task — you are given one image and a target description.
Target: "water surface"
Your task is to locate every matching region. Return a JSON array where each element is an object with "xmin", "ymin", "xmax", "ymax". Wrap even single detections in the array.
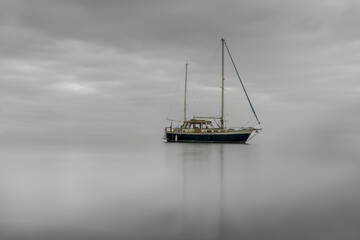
[{"xmin": 0, "ymin": 138, "xmax": 359, "ymax": 240}]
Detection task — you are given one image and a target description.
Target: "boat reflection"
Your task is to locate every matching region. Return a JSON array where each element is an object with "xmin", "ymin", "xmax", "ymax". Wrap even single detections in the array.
[{"xmin": 180, "ymin": 144, "xmax": 226, "ymax": 240}]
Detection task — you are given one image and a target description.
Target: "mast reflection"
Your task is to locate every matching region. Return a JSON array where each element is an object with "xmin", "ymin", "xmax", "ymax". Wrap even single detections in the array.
[{"xmin": 180, "ymin": 144, "xmax": 226, "ymax": 240}]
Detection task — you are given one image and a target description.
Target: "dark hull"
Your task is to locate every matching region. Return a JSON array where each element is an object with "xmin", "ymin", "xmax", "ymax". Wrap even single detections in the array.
[{"xmin": 166, "ymin": 132, "xmax": 251, "ymax": 143}]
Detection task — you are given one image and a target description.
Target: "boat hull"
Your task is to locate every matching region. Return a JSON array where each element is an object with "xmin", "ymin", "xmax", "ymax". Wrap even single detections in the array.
[{"xmin": 165, "ymin": 131, "xmax": 251, "ymax": 143}]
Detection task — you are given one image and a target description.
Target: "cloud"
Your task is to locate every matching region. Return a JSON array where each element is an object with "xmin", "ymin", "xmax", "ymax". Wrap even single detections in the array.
[
  {"xmin": 0, "ymin": 0, "xmax": 359, "ymax": 145},
  {"xmin": 53, "ymin": 82, "xmax": 98, "ymax": 95}
]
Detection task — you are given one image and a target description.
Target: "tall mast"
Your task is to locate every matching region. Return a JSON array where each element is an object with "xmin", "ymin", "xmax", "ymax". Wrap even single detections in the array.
[
  {"xmin": 221, "ymin": 38, "xmax": 225, "ymax": 128},
  {"xmin": 184, "ymin": 61, "xmax": 188, "ymax": 122}
]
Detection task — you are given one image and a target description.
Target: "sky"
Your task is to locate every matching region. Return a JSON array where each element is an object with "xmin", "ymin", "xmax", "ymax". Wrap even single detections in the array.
[{"xmin": 0, "ymin": 0, "xmax": 359, "ymax": 146}]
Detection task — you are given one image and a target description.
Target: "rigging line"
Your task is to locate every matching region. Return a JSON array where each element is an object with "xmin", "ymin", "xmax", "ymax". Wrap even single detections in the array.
[
  {"xmin": 167, "ymin": 63, "xmax": 187, "ymax": 120},
  {"xmin": 242, "ymin": 115, "xmax": 254, "ymax": 128},
  {"xmin": 251, "ymin": 119, "xmax": 259, "ymax": 128},
  {"xmin": 188, "ymin": 40, "xmax": 221, "ymax": 65},
  {"xmin": 249, "ymin": 118, "xmax": 256, "ymax": 127},
  {"xmin": 191, "ymin": 42, "xmax": 220, "ymax": 107},
  {"xmin": 185, "ymin": 39, "xmax": 220, "ymax": 118},
  {"xmin": 192, "ymin": 44, "xmax": 221, "ymax": 117},
  {"xmin": 224, "ymin": 42, "xmax": 261, "ymax": 125},
  {"xmin": 188, "ymin": 42, "xmax": 221, "ymax": 118}
]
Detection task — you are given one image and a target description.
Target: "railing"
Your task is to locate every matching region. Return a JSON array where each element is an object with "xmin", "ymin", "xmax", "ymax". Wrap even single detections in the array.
[
  {"xmin": 165, "ymin": 127, "xmax": 259, "ymax": 133},
  {"xmin": 165, "ymin": 127, "xmax": 172, "ymax": 132}
]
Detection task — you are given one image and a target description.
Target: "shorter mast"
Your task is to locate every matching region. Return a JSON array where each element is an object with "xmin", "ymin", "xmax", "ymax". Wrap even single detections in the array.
[
  {"xmin": 221, "ymin": 38, "xmax": 225, "ymax": 129},
  {"xmin": 184, "ymin": 61, "xmax": 188, "ymax": 122}
]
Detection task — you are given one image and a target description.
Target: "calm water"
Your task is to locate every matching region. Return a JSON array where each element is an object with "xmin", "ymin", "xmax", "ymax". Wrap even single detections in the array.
[{"xmin": 0, "ymin": 137, "xmax": 359, "ymax": 240}]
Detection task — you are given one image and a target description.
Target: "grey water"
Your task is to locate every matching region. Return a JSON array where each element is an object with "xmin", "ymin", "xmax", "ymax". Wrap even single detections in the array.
[{"xmin": 0, "ymin": 134, "xmax": 359, "ymax": 240}]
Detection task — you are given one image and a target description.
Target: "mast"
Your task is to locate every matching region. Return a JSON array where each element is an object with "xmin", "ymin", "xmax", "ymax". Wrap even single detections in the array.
[
  {"xmin": 184, "ymin": 61, "xmax": 188, "ymax": 122},
  {"xmin": 221, "ymin": 38, "xmax": 225, "ymax": 128}
]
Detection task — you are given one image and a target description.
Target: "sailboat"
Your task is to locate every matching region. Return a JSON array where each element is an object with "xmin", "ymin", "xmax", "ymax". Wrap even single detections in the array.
[{"xmin": 165, "ymin": 38, "xmax": 262, "ymax": 143}]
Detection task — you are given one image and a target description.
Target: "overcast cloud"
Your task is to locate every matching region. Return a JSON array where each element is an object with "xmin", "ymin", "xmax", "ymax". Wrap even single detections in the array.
[{"xmin": 0, "ymin": 0, "xmax": 359, "ymax": 145}]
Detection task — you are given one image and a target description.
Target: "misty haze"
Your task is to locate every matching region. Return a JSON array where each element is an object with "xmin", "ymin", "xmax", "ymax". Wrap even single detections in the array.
[{"xmin": 0, "ymin": 0, "xmax": 360, "ymax": 239}]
